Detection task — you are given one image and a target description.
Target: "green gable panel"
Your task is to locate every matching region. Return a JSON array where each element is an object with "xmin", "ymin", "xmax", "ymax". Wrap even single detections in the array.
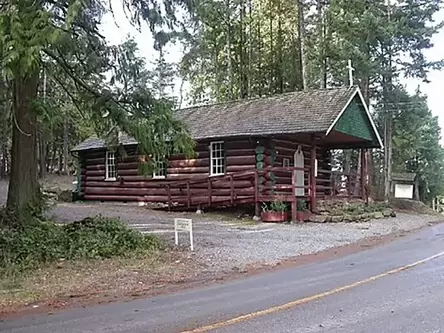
[{"xmin": 333, "ymin": 97, "xmax": 376, "ymax": 141}]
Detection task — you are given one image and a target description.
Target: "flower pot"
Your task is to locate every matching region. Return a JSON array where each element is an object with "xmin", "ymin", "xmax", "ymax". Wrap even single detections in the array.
[
  {"xmin": 296, "ymin": 210, "xmax": 311, "ymax": 222},
  {"xmin": 261, "ymin": 211, "xmax": 288, "ymax": 223}
]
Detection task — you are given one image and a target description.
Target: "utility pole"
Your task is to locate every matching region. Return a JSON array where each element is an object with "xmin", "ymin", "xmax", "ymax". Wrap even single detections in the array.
[{"xmin": 383, "ymin": 0, "xmax": 393, "ymax": 202}]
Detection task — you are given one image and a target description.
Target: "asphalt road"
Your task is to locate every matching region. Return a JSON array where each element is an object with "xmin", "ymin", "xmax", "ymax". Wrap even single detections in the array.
[{"xmin": 3, "ymin": 221, "xmax": 444, "ymax": 333}]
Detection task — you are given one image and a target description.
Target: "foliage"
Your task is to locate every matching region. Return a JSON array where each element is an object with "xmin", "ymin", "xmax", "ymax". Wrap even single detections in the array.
[
  {"xmin": 0, "ymin": 0, "xmax": 197, "ymax": 218},
  {"xmin": 296, "ymin": 199, "xmax": 307, "ymax": 211},
  {"xmin": 0, "ymin": 214, "xmax": 162, "ymax": 274},
  {"xmin": 261, "ymin": 199, "xmax": 287, "ymax": 212},
  {"xmin": 330, "ymin": 202, "xmax": 390, "ymax": 217}
]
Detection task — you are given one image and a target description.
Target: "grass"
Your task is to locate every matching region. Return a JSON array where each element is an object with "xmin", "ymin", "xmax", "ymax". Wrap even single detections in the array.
[{"xmin": 0, "ymin": 251, "xmax": 187, "ymax": 311}]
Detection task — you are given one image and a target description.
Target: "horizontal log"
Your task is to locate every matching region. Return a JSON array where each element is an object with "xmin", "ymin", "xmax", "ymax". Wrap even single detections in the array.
[
  {"xmin": 165, "ymin": 195, "xmax": 254, "ymax": 205},
  {"xmin": 85, "ymin": 157, "xmax": 105, "ymax": 165},
  {"xmin": 85, "ymin": 176, "xmax": 108, "ymax": 181},
  {"xmin": 117, "ymin": 162, "xmax": 140, "ymax": 170},
  {"xmin": 274, "ymin": 146, "xmax": 322, "ymax": 158},
  {"xmin": 168, "ymin": 158, "xmax": 209, "ymax": 168},
  {"xmin": 117, "ymin": 169, "xmax": 140, "ymax": 176},
  {"xmin": 226, "ymin": 155, "xmax": 256, "ymax": 165},
  {"xmin": 85, "ymin": 181, "xmax": 167, "ymax": 188},
  {"xmin": 170, "ymin": 151, "xmax": 210, "ymax": 160},
  {"xmin": 184, "ymin": 179, "xmax": 254, "ymax": 189},
  {"xmin": 226, "ymin": 148, "xmax": 256, "ymax": 157},
  {"xmin": 83, "ymin": 195, "xmax": 144, "ymax": 202},
  {"xmin": 273, "ymin": 139, "xmax": 313, "ymax": 150},
  {"xmin": 86, "ymin": 164, "xmax": 105, "ymax": 171},
  {"xmin": 82, "ymin": 150, "xmax": 106, "ymax": 159},
  {"xmin": 85, "ymin": 187, "xmax": 150, "ymax": 196},
  {"xmin": 226, "ymin": 165, "xmax": 254, "ymax": 173},
  {"xmin": 167, "ymin": 166, "xmax": 209, "ymax": 174},
  {"xmin": 224, "ymin": 141, "xmax": 255, "ymax": 150},
  {"xmin": 85, "ymin": 170, "xmax": 105, "ymax": 177},
  {"xmin": 167, "ymin": 173, "xmax": 209, "ymax": 179}
]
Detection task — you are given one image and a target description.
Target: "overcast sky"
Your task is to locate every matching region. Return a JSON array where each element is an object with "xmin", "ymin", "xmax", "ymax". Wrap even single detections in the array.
[{"xmin": 100, "ymin": 3, "xmax": 444, "ymax": 139}]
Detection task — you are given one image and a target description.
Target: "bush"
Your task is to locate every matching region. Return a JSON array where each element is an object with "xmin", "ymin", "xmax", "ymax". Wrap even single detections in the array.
[{"xmin": 0, "ymin": 215, "xmax": 162, "ymax": 274}]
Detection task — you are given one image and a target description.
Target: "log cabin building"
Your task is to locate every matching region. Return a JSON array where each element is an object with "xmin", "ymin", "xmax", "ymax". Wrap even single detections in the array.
[{"xmin": 72, "ymin": 85, "xmax": 383, "ymax": 220}]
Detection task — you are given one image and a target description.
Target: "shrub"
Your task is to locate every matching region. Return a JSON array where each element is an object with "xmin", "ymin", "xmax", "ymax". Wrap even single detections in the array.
[{"xmin": 0, "ymin": 214, "xmax": 162, "ymax": 274}]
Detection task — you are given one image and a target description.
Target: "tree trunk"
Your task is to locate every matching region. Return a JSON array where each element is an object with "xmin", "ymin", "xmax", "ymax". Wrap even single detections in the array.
[
  {"xmin": 277, "ymin": 0, "xmax": 283, "ymax": 93},
  {"xmin": 38, "ymin": 131, "xmax": 46, "ymax": 178},
  {"xmin": 317, "ymin": 0, "xmax": 325, "ymax": 89},
  {"xmin": 7, "ymin": 71, "xmax": 40, "ymax": 218},
  {"xmin": 226, "ymin": 0, "xmax": 234, "ymax": 100},
  {"xmin": 63, "ymin": 116, "xmax": 69, "ymax": 175},
  {"xmin": 298, "ymin": 0, "xmax": 307, "ymax": 90}
]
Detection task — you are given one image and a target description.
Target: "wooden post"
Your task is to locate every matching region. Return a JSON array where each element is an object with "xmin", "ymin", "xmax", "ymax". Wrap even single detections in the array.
[
  {"xmin": 360, "ymin": 149, "xmax": 366, "ymax": 200},
  {"xmin": 187, "ymin": 181, "xmax": 191, "ymax": 208},
  {"xmin": 208, "ymin": 178, "xmax": 212, "ymax": 206},
  {"xmin": 166, "ymin": 185, "xmax": 171, "ymax": 211},
  {"xmin": 310, "ymin": 136, "xmax": 317, "ymax": 212},
  {"xmin": 254, "ymin": 170, "xmax": 260, "ymax": 218},
  {"xmin": 291, "ymin": 167, "xmax": 297, "ymax": 222},
  {"xmin": 230, "ymin": 174, "xmax": 234, "ymax": 205}
]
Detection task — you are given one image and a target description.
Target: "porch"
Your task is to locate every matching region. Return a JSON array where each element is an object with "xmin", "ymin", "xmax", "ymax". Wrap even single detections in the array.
[{"xmin": 162, "ymin": 160, "xmax": 368, "ymax": 221}]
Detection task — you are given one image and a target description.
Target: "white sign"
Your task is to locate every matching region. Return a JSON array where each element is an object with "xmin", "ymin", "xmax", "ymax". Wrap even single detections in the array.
[
  {"xmin": 395, "ymin": 184, "xmax": 414, "ymax": 199},
  {"xmin": 174, "ymin": 218, "xmax": 194, "ymax": 251},
  {"xmin": 294, "ymin": 146, "xmax": 305, "ymax": 196}
]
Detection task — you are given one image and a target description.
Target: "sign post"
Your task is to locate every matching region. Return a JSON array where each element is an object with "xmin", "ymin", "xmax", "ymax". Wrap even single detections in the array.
[{"xmin": 174, "ymin": 218, "xmax": 194, "ymax": 251}]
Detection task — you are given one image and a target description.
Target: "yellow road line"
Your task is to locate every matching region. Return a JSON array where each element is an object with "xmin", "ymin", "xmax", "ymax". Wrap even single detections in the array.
[{"xmin": 182, "ymin": 250, "xmax": 444, "ymax": 333}]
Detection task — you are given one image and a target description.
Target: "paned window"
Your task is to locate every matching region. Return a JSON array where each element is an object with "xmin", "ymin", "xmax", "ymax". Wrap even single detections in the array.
[
  {"xmin": 153, "ymin": 158, "xmax": 167, "ymax": 178},
  {"xmin": 105, "ymin": 151, "xmax": 117, "ymax": 180},
  {"xmin": 210, "ymin": 141, "xmax": 225, "ymax": 176}
]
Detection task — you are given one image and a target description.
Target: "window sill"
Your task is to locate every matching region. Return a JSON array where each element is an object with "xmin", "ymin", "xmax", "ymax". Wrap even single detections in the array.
[
  {"xmin": 105, "ymin": 177, "xmax": 117, "ymax": 182},
  {"xmin": 209, "ymin": 173, "xmax": 225, "ymax": 177},
  {"xmin": 152, "ymin": 175, "xmax": 166, "ymax": 179}
]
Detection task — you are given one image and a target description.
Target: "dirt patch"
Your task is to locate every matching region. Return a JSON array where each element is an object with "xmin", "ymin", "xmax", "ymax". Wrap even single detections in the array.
[
  {"xmin": 0, "ymin": 250, "xmax": 206, "ymax": 319},
  {"xmin": 390, "ymin": 198, "xmax": 439, "ymax": 215}
]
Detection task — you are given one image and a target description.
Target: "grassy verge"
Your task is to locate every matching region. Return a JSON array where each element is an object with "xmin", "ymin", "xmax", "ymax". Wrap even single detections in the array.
[
  {"xmin": 0, "ymin": 212, "xmax": 185, "ymax": 314},
  {"xmin": 0, "ymin": 251, "xmax": 185, "ymax": 311}
]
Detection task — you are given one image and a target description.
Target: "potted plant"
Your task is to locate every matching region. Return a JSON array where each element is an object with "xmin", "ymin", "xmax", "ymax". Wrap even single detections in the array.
[
  {"xmin": 296, "ymin": 199, "xmax": 310, "ymax": 222},
  {"xmin": 261, "ymin": 200, "xmax": 288, "ymax": 222}
]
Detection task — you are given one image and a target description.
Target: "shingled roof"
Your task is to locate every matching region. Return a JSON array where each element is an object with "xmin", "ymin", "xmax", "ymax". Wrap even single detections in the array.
[
  {"xmin": 176, "ymin": 85, "xmax": 357, "ymax": 140},
  {"xmin": 73, "ymin": 85, "xmax": 378, "ymax": 152}
]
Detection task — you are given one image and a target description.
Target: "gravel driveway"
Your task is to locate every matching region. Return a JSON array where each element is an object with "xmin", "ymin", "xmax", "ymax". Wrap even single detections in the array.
[
  {"xmin": 48, "ymin": 201, "xmax": 442, "ymax": 272},
  {"xmin": 1, "ymin": 179, "xmax": 442, "ymax": 272}
]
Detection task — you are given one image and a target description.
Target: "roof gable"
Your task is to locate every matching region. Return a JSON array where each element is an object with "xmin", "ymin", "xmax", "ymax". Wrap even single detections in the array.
[{"xmin": 333, "ymin": 96, "xmax": 378, "ymax": 142}]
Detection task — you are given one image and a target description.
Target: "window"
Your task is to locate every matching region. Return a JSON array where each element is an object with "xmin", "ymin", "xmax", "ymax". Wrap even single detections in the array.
[
  {"xmin": 105, "ymin": 151, "xmax": 117, "ymax": 180},
  {"xmin": 210, "ymin": 141, "xmax": 225, "ymax": 176},
  {"xmin": 153, "ymin": 158, "xmax": 167, "ymax": 179},
  {"xmin": 283, "ymin": 158, "xmax": 290, "ymax": 167}
]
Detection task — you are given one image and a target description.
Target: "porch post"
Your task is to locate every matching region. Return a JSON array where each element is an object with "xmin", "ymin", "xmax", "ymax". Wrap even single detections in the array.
[
  {"xmin": 310, "ymin": 135, "xmax": 317, "ymax": 212},
  {"xmin": 360, "ymin": 148, "xmax": 367, "ymax": 202}
]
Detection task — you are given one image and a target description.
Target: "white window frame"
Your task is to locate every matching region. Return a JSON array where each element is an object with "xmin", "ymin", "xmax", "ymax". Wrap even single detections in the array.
[
  {"xmin": 210, "ymin": 141, "xmax": 225, "ymax": 176},
  {"xmin": 283, "ymin": 158, "xmax": 290, "ymax": 168},
  {"xmin": 153, "ymin": 158, "xmax": 167, "ymax": 179},
  {"xmin": 105, "ymin": 151, "xmax": 117, "ymax": 181}
]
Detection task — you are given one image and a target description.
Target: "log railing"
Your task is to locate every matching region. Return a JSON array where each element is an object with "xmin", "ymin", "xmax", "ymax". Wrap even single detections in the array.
[
  {"xmin": 162, "ymin": 166, "xmax": 364, "ymax": 211},
  {"xmin": 164, "ymin": 170, "xmax": 256, "ymax": 209}
]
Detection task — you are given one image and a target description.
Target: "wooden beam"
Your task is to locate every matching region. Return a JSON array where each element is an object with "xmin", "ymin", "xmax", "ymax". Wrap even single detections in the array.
[{"xmin": 310, "ymin": 135, "xmax": 317, "ymax": 213}]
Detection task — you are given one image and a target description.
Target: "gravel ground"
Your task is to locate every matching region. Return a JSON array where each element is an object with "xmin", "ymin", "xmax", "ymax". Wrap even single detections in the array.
[
  {"xmin": 1, "ymin": 180, "xmax": 442, "ymax": 273},
  {"xmin": 49, "ymin": 201, "xmax": 442, "ymax": 272}
]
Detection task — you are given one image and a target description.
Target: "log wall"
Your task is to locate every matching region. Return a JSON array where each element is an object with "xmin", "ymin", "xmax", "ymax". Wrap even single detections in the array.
[{"xmin": 79, "ymin": 138, "xmax": 258, "ymax": 205}]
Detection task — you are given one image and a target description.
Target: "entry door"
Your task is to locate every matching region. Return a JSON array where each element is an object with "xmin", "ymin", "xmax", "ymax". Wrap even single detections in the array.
[{"xmin": 294, "ymin": 146, "xmax": 305, "ymax": 196}]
